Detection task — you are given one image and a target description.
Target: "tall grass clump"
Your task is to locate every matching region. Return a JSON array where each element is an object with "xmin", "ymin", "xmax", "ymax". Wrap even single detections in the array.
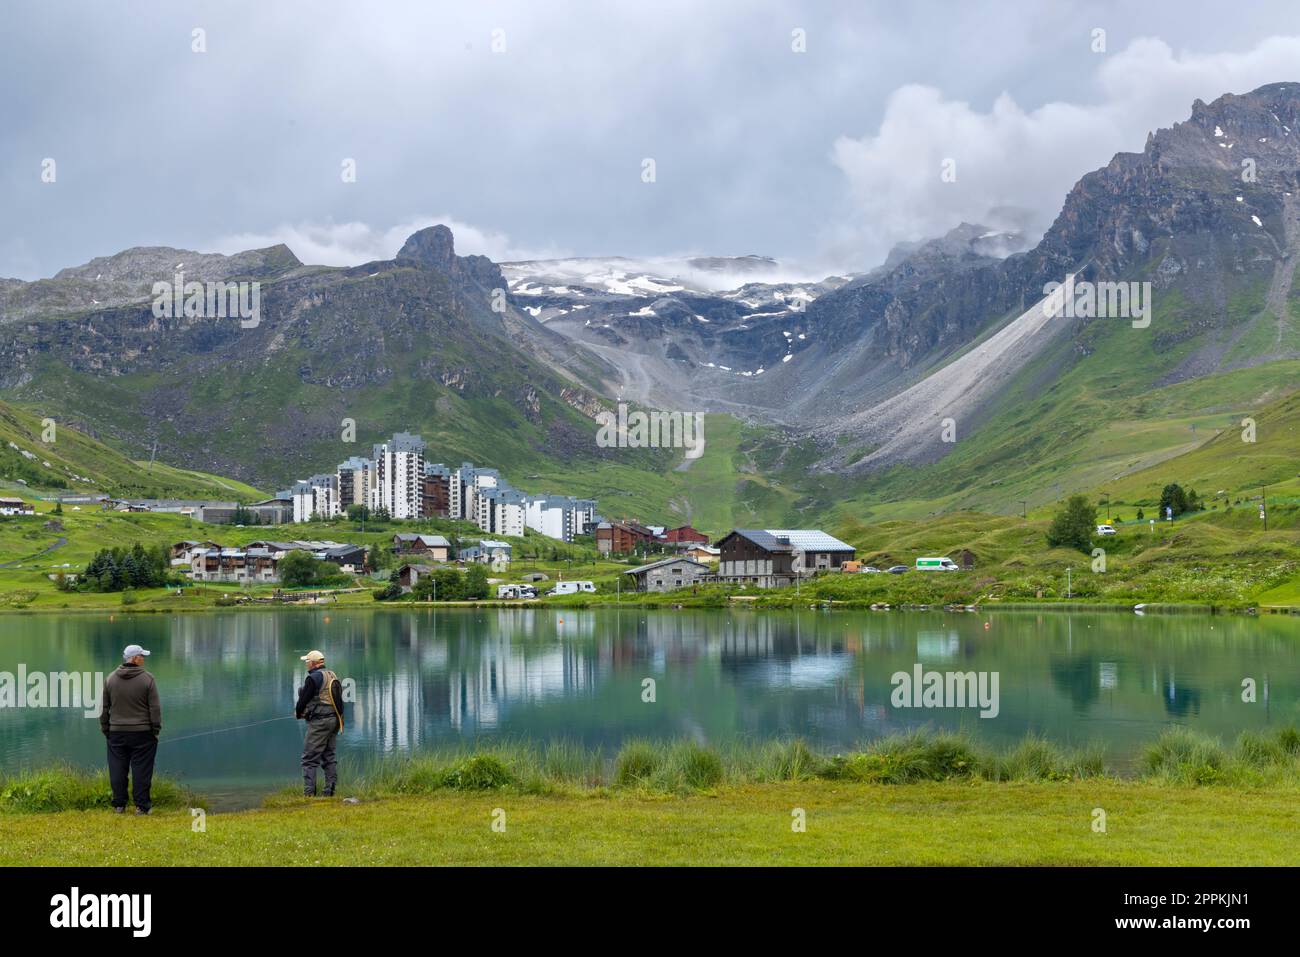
[
  {"xmin": 823, "ymin": 731, "xmax": 981, "ymax": 784},
  {"xmin": 0, "ymin": 765, "xmax": 199, "ymax": 813},
  {"xmin": 1144, "ymin": 728, "xmax": 1228, "ymax": 784},
  {"xmin": 651, "ymin": 742, "xmax": 724, "ymax": 792},
  {"xmin": 985, "ymin": 735, "xmax": 1106, "ymax": 782},
  {"xmin": 758, "ymin": 739, "xmax": 826, "ymax": 781},
  {"xmin": 614, "ymin": 741, "xmax": 663, "ymax": 787},
  {"xmin": 1234, "ymin": 729, "xmax": 1287, "ymax": 769}
]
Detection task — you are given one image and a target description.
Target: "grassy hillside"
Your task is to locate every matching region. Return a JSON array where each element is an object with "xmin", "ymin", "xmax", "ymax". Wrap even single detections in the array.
[{"xmin": 0, "ymin": 399, "xmax": 264, "ymax": 500}]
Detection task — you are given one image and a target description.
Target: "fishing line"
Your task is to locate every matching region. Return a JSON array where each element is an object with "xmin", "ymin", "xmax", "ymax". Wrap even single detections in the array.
[{"xmin": 157, "ymin": 715, "xmax": 298, "ymax": 745}]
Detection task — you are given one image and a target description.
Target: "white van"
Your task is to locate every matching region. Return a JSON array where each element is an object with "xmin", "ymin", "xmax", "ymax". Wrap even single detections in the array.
[
  {"xmin": 551, "ymin": 580, "xmax": 597, "ymax": 595},
  {"xmin": 915, "ymin": 557, "xmax": 960, "ymax": 572}
]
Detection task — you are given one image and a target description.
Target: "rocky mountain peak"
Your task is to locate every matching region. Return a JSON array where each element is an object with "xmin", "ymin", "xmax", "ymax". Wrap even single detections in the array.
[{"xmin": 396, "ymin": 224, "xmax": 457, "ymax": 267}]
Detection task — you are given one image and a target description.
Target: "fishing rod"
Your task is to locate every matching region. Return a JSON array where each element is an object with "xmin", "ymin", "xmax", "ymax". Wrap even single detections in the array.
[{"xmin": 157, "ymin": 715, "xmax": 298, "ymax": 745}]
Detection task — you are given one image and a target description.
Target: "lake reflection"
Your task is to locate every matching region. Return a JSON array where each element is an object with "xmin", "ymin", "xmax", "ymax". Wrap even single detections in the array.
[{"xmin": 1, "ymin": 608, "xmax": 1298, "ymax": 806}]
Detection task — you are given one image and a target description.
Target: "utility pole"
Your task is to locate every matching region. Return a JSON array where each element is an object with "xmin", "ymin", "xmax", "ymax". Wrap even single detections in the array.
[
  {"xmin": 1261, "ymin": 485, "xmax": 1269, "ymax": 531},
  {"xmin": 1066, "ymin": 566, "xmax": 1072, "ymax": 599},
  {"xmin": 1018, "ymin": 501, "xmax": 1027, "ymax": 519},
  {"xmin": 1101, "ymin": 493, "xmax": 1110, "ymax": 522}
]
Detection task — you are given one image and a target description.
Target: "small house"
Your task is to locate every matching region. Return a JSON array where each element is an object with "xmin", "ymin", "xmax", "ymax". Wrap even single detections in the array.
[
  {"xmin": 392, "ymin": 532, "xmax": 451, "ymax": 561},
  {"xmin": 623, "ymin": 557, "xmax": 711, "ymax": 593}
]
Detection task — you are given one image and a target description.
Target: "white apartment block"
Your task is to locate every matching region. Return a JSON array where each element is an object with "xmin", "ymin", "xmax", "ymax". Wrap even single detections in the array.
[
  {"xmin": 447, "ymin": 462, "xmax": 472, "ymax": 520},
  {"xmin": 291, "ymin": 474, "xmax": 339, "ymax": 523},
  {"xmin": 370, "ymin": 432, "xmax": 426, "ymax": 519},
  {"xmin": 524, "ymin": 495, "xmax": 598, "ymax": 542},
  {"xmin": 477, "ymin": 486, "xmax": 526, "ymax": 538}
]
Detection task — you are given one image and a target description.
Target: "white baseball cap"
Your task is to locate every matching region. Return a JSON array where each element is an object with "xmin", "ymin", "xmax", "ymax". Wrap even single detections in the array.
[{"xmin": 123, "ymin": 644, "xmax": 150, "ymax": 660}]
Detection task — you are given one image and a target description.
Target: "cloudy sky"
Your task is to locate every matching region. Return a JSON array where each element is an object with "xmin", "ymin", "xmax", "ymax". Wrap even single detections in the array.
[{"xmin": 3, "ymin": 0, "xmax": 1299, "ymax": 280}]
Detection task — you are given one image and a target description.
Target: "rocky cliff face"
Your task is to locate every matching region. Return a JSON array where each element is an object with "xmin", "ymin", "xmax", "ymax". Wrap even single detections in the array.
[
  {"xmin": 0, "ymin": 243, "xmax": 306, "ymax": 325},
  {"xmin": 0, "ymin": 225, "xmax": 628, "ymax": 485},
  {"xmin": 2, "ymin": 86, "xmax": 1297, "ymax": 486},
  {"xmin": 802, "ymin": 83, "xmax": 1300, "ymax": 469}
]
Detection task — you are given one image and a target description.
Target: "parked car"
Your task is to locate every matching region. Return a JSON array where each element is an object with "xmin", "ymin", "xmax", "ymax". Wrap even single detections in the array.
[
  {"xmin": 862, "ymin": 566, "xmax": 882, "ymax": 573},
  {"xmin": 1095, "ymin": 524, "xmax": 1117, "ymax": 536},
  {"xmin": 887, "ymin": 565, "xmax": 909, "ymax": 574}
]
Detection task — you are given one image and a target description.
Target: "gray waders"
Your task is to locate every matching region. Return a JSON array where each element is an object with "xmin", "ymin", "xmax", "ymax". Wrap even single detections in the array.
[{"xmin": 302, "ymin": 668, "xmax": 342, "ymax": 796}]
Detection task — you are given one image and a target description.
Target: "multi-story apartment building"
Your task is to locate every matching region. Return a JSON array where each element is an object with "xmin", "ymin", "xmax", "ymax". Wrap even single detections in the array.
[
  {"xmin": 595, "ymin": 519, "xmax": 657, "ymax": 555},
  {"xmin": 476, "ymin": 486, "xmax": 526, "ymax": 538},
  {"xmin": 370, "ymin": 432, "xmax": 426, "ymax": 519},
  {"xmin": 422, "ymin": 463, "xmax": 451, "ymax": 517},
  {"xmin": 291, "ymin": 474, "xmax": 340, "ymax": 523},
  {"xmin": 524, "ymin": 495, "xmax": 597, "ymax": 542},
  {"xmin": 336, "ymin": 456, "xmax": 372, "ymax": 511}
]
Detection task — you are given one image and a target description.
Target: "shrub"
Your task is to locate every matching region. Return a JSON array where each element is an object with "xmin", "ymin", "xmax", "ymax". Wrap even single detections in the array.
[{"xmin": 440, "ymin": 754, "xmax": 516, "ymax": 790}]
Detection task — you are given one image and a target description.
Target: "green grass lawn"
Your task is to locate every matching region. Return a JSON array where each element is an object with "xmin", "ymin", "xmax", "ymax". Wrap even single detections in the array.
[{"xmin": 3, "ymin": 780, "xmax": 1297, "ymax": 865}]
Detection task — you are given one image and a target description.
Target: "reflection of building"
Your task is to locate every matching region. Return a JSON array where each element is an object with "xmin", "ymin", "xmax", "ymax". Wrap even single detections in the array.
[{"xmin": 446, "ymin": 635, "xmax": 594, "ymax": 732}]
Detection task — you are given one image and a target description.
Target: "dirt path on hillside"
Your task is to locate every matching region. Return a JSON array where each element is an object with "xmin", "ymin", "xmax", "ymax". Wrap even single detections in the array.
[{"xmin": 0, "ymin": 536, "xmax": 67, "ymax": 569}]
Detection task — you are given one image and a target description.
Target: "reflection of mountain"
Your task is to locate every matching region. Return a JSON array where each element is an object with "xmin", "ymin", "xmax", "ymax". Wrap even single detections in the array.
[{"xmin": 1049, "ymin": 655, "xmax": 1101, "ymax": 712}]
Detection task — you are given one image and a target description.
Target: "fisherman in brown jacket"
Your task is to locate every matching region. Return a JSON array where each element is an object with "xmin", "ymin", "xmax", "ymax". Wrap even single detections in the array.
[{"xmin": 99, "ymin": 644, "xmax": 162, "ymax": 815}]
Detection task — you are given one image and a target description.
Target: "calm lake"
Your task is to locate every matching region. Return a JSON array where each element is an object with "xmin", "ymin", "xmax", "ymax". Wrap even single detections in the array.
[{"xmin": 2, "ymin": 608, "xmax": 1298, "ymax": 807}]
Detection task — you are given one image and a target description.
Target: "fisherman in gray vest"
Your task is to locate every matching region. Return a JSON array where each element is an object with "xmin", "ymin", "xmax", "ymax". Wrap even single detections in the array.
[{"xmin": 294, "ymin": 649, "xmax": 343, "ymax": 796}]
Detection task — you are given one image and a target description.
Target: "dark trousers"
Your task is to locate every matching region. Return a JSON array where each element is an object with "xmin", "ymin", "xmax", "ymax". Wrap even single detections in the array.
[
  {"xmin": 302, "ymin": 715, "xmax": 339, "ymax": 793},
  {"xmin": 106, "ymin": 730, "xmax": 158, "ymax": 810}
]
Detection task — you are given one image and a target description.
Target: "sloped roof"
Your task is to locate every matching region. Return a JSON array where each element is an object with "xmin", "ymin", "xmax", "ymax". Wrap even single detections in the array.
[
  {"xmin": 764, "ymin": 529, "xmax": 855, "ymax": 552},
  {"xmin": 394, "ymin": 533, "xmax": 449, "ymax": 547},
  {"xmin": 624, "ymin": 556, "xmax": 710, "ymax": 576},
  {"xmin": 725, "ymin": 529, "xmax": 794, "ymax": 552}
]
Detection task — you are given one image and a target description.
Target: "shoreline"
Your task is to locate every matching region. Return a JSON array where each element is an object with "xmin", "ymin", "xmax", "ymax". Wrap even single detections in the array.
[{"xmin": 0, "ymin": 597, "xmax": 1273, "ymax": 616}]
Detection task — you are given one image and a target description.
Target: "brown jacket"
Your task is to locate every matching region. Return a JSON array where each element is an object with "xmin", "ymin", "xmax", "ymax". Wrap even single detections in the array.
[{"xmin": 100, "ymin": 663, "xmax": 162, "ymax": 734}]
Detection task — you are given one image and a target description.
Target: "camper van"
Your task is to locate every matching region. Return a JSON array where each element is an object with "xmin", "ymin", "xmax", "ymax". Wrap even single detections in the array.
[
  {"xmin": 915, "ymin": 557, "xmax": 960, "ymax": 572},
  {"xmin": 551, "ymin": 580, "xmax": 597, "ymax": 595},
  {"xmin": 497, "ymin": 584, "xmax": 538, "ymax": 600}
]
